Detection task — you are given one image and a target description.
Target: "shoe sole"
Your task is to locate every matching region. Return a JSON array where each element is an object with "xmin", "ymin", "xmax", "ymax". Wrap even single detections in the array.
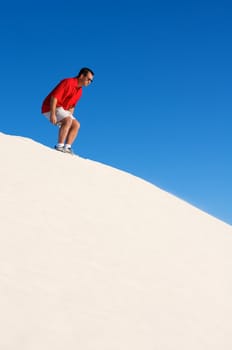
[
  {"xmin": 54, "ymin": 147, "xmax": 74, "ymax": 155},
  {"xmin": 63, "ymin": 150, "xmax": 74, "ymax": 155}
]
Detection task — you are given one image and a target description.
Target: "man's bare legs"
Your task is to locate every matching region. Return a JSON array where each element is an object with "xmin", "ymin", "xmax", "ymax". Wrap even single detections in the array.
[
  {"xmin": 66, "ymin": 119, "xmax": 80, "ymax": 145},
  {"xmin": 58, "ymin": 117, "xmax": 80, "ymax": 146}
]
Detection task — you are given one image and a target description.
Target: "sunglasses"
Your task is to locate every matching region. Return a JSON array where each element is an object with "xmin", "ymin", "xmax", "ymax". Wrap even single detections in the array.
[{"xmin": 85, "ymin": 76, "xmax": 93, "ymax": 83}]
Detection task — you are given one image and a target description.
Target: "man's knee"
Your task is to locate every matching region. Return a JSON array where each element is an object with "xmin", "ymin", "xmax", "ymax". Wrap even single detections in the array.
[
  {"xmin": 73, "ymin": 119, "xmax": 80, "ymax": 130},
  {"xmin": 62, "ymin": 116, "xmax": 73, "ymax": 127}
]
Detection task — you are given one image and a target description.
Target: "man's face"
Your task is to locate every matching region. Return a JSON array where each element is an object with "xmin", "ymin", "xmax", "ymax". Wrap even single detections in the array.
[{"xmin": 80, "ymin": 72, "xmax": 94, "ymax": 86}]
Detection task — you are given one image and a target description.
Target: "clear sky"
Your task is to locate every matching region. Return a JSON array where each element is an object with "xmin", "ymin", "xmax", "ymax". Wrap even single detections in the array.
[{"xmin": 1, "ymin": 0, "xmax": 231, "ymax": 225}]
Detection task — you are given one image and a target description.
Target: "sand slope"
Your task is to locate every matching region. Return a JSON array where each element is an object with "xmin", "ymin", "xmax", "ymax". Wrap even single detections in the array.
[{"xmin": 0, "ymin": 132, "xmax": 232, "ymax": 349}]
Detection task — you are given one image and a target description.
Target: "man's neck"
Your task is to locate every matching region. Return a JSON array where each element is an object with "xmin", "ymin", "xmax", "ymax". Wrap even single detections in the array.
[{"xmin": 76, "ymin": 77, "xmax": 82, "ymax": 88}]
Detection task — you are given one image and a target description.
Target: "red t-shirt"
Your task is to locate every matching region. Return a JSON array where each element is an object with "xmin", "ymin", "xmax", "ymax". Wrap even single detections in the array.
[{"xmin": 41, "ymin": 77, "xmax": 82, "ymax": 113}]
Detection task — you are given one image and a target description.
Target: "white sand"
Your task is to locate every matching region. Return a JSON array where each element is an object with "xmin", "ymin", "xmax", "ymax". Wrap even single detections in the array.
[{"xmin": 0, "ymin": 132, "xmax": 232, "ymax": 349}]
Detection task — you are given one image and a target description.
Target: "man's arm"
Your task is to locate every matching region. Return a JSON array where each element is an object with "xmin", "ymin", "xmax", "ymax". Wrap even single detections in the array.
[
  {"xmin": 68, "ymin": 107, "xmax": 75, "ymax": 114},
  {"xmin": 50, "ymin": 96, "xmax": 58, "ymax": 124}
]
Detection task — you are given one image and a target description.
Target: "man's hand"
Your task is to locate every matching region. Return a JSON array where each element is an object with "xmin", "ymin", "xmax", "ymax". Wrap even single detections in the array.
[
  {"xmin": 68, "ymin": 107, "xmax": 75, "ymax": 114},
  {"xmin": 50, "ymin": 112, "xmax": 57, "ymax": 125}
]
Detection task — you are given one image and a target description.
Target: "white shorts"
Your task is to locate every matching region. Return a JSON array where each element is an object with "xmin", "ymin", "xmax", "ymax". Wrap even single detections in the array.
[{"xmin": 43, "ymin": 107, "xmax": 76, "ymax": 125}]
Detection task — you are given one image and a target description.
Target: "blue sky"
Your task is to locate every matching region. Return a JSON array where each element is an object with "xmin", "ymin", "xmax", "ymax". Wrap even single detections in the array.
[{"xmin": 1, "ymin": 0, "xmax": 231, "ymax": 225}]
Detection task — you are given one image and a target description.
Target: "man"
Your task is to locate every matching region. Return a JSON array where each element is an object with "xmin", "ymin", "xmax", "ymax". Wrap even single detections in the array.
[{"xmin": 41, "ymin": 67, "xmax": 94, "ymax": 155}]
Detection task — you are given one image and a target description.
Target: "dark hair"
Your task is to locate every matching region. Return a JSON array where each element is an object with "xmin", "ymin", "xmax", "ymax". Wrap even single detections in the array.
[{"xmin": 77, "ymin": 67, "xmax": 94, "ymax": 77}]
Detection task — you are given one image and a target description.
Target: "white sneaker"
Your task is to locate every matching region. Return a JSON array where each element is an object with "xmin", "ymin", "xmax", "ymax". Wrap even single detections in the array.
[
  {"xmin": 54, "ymin": 145, "xmax": 64, "ymax": 152},
  {"xmin": 63, "ymin": 147, "xmax": 74, "ymax": 155}
]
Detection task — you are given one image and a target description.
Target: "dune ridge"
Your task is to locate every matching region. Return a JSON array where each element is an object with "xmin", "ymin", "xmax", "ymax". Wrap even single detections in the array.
[{"xmin": 0, "ymin": 132, "xmax": 232, "ymax": 349}]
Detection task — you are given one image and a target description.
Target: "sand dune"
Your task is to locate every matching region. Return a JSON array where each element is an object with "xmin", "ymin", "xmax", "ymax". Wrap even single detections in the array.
[{"xmin": 0, "ymin": 132, "xmax": 232, "ymax": 349}]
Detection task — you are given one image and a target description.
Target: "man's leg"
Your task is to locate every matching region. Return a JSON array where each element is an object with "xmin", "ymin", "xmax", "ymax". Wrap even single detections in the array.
[
  {"xmin": 58, "ymin": 117, "xmax": 73, "ymax": 144},
  {"xmin": 65, "ymin": 119, "xmax": 80, "ymax": 146}
]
